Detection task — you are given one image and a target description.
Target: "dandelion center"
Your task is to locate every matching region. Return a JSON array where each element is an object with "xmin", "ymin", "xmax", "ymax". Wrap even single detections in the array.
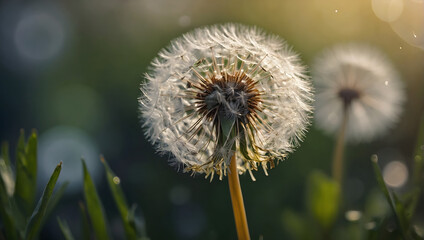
[
  {"xmin": 196, "ymin": 71, "xmax": 262, "ymax": 123},
  {"xmin": 338, "ymin": 88, "xmax": 361, "ymax": 107}
]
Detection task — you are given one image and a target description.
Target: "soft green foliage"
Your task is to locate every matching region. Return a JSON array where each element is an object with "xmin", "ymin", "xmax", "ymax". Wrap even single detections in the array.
[
  {"xmin": 44, "ymin": 182, "xmax": 69, "ymax": 223},
  {"xmin": 15, "ymin": 130, "xmax": 38, "ymax": 217},
  {"xmin": 282, "ymin": 132, "xmax": 424, "ymax": 240},
  {"xmin": 0, "ymin": 142, "xmax": 14, "ymax": 197},
  {"xmin": 282, "ymin": 170, "xmax": 340, "ymax": 240},
  {"xmin": 82, "ymin": 159, "xmax": 111, "ymax": 240},
  {"xmin": 62, "ymin": 158, "xmax": 149, "ymax": 239},
  {"xmin": 282, "ymin": 209, "xmax": 316, "ymax": 240},
  {"xmin": 0, "ymin": 130, "xmax": 64, "ymax": 240},
  {"xmin": 102, "ymin": 156, "xmax": 139, "ymax": 240},
  {"xmin": 57, "ymin": 217, "xmax": 75, "ymax": 240},
  {"xmin": 78, "ymin": 202, "xmax": 91, "ymax": 240},
  {"xmin": 25, "ymin": 162, "xmax": 62, "ymax": 240},
  {"xmin": 371, "ymin": 122, "xmax": 424, "ymax": 239},
  {"xmin": 306, "ymin": 170, "xmax": 340, "ymax": 230}
]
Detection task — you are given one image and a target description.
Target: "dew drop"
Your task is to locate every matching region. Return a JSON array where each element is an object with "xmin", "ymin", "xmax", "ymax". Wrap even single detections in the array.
[{"xmin": 113, "ymin": 176, "xmax": 121, "ymax": 184}]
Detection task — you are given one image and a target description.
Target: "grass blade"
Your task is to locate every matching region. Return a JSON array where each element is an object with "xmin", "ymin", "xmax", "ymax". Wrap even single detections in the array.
[
  {"xmin": 79, "ymin": 202, "xmax": 91, "ymax": 240},
  {"xmin": 57, "ymin": 217, "xmax": 75, "ymax": 240},
  {"xmin": 0, "ymin": 141, "xmax": 14, "ymax": 206},
  {"xmin": 0, "ymin": 154, "xmax": 15, "ymax": 197},
  {"xmin": 25, "ymin": 162, "xmax": 62, "ymax": 240},
  {"xmin": 82, "ymin": 159, "xmax": 110, "ymax": 240},
  {"xmin": 0, "ymin": 142, "xmax": 18, "ymax": 239},
  {"xmin": 25, "ymin": 130, "xmax": 38, "ymax": 187},
  {"xmin": 1, "ymin": 142, "xmax": 11, "ymax": 167},
  {"xmin": 101, "ymin": 156, "xmax": 137, "ymax": 240},
  {"xmin": 414, "ymin": 114, "xmax": 424, "ymax": 158},
  {"xmin": 371, "ymin": 155, "xmax": 407, "ymax": 239},
  {"xmin": 15, "ymin": 130, "xmax": 37, "ymax": 217},
  {"xmin": 39, "ymin": 181, "xmax": 69, "ymax": 230},
  {"xmin": 0, "ymin": 170, "xmax": 18, "ymax": 240},
  {"xmin": 127, "ymin": 204, "xmax": 149, "ymax": 238},
  {"xmin": 45, "ymin": 182, "xmax": 69, "ymax": 220}
]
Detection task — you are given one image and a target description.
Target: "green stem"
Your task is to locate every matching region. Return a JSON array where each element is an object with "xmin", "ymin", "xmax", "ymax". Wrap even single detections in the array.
[
  {"xmin": 228, "ymin": 154, "xmax": 250, "ymax": 240},
  {"xmin": 332, "ymin": 107, "xmax": 349, "ymax": 185}
]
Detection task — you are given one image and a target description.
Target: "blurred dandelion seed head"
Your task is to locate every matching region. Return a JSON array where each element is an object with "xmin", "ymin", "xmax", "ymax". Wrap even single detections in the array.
[
  {"xmin": 313, "ymin": 44, "xmax": 405, "ymax": 142},
  {"xmin": 139, "ymin": 23, "xmax": 313, "ymax": 180}
]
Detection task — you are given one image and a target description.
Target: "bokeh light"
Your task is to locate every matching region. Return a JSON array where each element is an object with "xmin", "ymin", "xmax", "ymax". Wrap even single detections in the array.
[
  {"xmin": 178, "ymin": 15, "xmax": 192, "ymax": 28},
  {"xmin": 345, "ymin": 210, "xmax": 362, "ymax": 222},
  {"xmin": 1, "ymin": 2, "xmax": 68, "ymax": 66},
  {"xmin": 365, "ymin": 221, "xmax": 377, "ymax": 230},
  {"xmin": 14, "ymin": 10, "xmax": 65, "ymax": 61},
  {"xmin": 382, "ymin": 160, "xmax": 409, "ymax": 188},
  {"xmin": 389, "ymin": 0, "xmax": 424, "ymax": 50},
  {"xmin": 38, "ymin": 126, "xmax": 101, "ymax": 193},
  {"xmin": 372, "ymin": 0, "xmax": 404, "ymax": 22}
]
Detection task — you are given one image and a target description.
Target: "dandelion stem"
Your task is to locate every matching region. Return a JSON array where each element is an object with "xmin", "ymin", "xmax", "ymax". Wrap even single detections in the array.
[
  {"xmin": 332, "ymin": 106, "xmax": 349, "ymax": 184},
  {"xmin": 228, "ymin": 154, "xmax": 250, "ymax": 240}
]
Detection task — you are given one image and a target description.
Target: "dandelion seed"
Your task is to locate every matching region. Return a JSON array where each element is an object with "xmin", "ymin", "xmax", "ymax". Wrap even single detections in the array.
[
  {"xmin": 139, "ymin": 24, "xmax": 313, "ymax": 180},
  {"xmin": 313, "ymin": 44, "xmax": 405, "ymax": 143},
  {"xmin": 113, "ymin": 176, "xmax": 120, "ymax": 185}
]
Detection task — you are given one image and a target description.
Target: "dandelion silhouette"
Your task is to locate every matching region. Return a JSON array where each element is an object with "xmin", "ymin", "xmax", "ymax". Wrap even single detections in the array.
[
  {"xmin": 139, "ymin": 23, "xmax": 313, "ymax": 239},
  {"xmin": 312, "ymin": 44, "xmax": 405, "ymax": 183}
]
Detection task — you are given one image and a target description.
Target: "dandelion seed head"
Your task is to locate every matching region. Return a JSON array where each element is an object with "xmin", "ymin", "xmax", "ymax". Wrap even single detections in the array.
[
  {"xmin": 139, "ymin": 24, "xmax": 313, "ymax": 180},
  {"xmin": 313, "ymin": 44, "xmax": 405, "ymax": 142}
]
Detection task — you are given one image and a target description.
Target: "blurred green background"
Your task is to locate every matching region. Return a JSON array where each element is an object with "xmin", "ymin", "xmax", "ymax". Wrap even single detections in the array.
[{"xmin": 1, "ymin": 0, "xmax": 423, "ymax": 239}]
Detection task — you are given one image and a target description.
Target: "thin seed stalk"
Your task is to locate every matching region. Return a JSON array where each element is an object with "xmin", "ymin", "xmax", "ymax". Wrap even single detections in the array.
[
  {"xmin": 228, "ymin": 154, "xmax": 250, "ymax": 240},
  {"xmin": 332, "ymin": 106, "xmax": 349, "ymax": 184}
]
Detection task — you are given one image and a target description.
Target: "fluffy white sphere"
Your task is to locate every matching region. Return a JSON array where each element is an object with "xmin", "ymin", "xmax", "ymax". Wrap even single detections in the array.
[
  {"xmin": 139, "ymin": 24, "xmax": 313, "ymax": 180},
  {"xmin": 313, "ymin": 44, "xmax": 405, "ymax": 142}
]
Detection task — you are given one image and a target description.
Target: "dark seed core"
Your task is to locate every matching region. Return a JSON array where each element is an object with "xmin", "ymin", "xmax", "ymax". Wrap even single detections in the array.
[
  {"xmin": 338, "ymin": 88, "xmax": 361, "ymax": 106},
  {"xmin": 195, "ymin": 71, "xmax": 262, "ymax": 123}
]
